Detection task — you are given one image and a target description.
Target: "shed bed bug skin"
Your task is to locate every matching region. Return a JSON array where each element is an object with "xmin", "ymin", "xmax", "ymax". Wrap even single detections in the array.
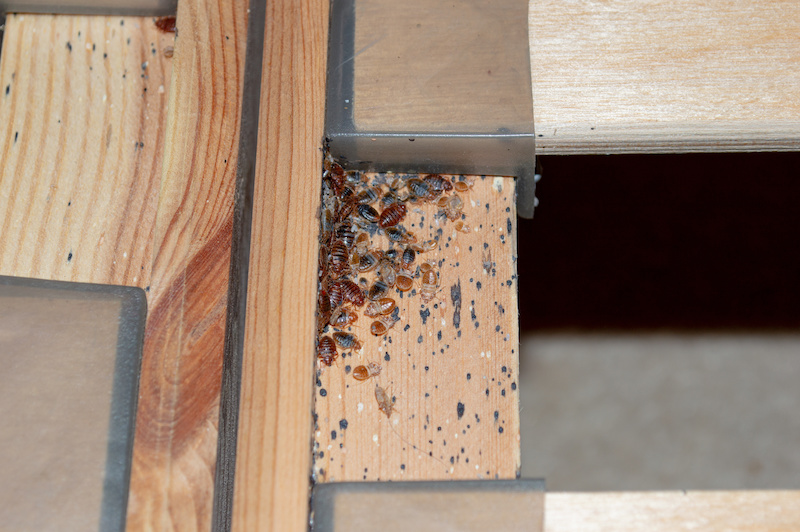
[
  {"xmin": 364, "ymin": 297, "xmax": 396, "ymax": 317},
  {"xmin": 375, "ymin": 384, "xmax": 395, "ymax": 418},
  {"xmin": 352, "ymin": 362, "xmax": 382, "ymax": 381},
  {"xmin": 420, "ymin": 268, "xmax": 439, "ymax": 303},
  {"xmin": 370, "ymin": 314, "xmax": 400, "ymax": 336},
  {"xmin": 368, "ymin": 279, "xmax": 391, "ymax": 301},
  {"xmin": 329, "ymin": 307, "xmax": 358, "ymax": 328},
  {"xmin": 454, "ymin": 220, "xmax": 471, "ymax": 233}
]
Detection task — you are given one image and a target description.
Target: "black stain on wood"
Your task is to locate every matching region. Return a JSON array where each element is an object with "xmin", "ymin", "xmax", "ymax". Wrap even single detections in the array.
[
  {"xmin": 457, "ymin": 402, "xmax": 465, "ymax": 419},
  {"xmin": 419, "ymin": 308, "xmax": 430, "ymax": 325},
  {"xmin": 451, "ymin": 280, "xmax": 461, "ymax": 329}
]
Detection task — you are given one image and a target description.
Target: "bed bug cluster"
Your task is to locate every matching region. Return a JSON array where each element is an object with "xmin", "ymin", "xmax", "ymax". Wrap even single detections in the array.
[{"xmin": 315, "ymin": 154, "xmax": 474, "ymax": 375}]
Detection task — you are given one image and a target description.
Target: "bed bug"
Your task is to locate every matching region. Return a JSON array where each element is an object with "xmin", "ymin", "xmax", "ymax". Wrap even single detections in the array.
[
  {"xmin": 357, "ymin": 204, "xmax": 380, "ymax": 223},
  {"xmin": 377, "ymin": 260, "xmax": 397, "ymax": 288},
  {"xmin": 330, "ymin": 306, "xmax": 358, "ymax": 327},
  {"xmin": 317, "ymin": 336, "xmax": 338, "ymax": 366},
  {"xmin": 395, "ymin": 273, "xmax": 414, "ymax": 292},
  {"xmin": 364, "ymin": 297, "xmax": 396, "ymax": 317},
  {"xmin": 335, "ymin": 197, "xmax": 357, "ymax": 223},
  {"xmin": 370, "ymin": 314, "xmax": 400, "ymax": 336},
  {"xmin": 358, "ymin": 251, "xmax": 381, "ymax": 273},
  {"xmin": 424, "ymin": 174, "xmax": 453, "ymax": 194},
  {"xmin": 339, "ymin": 185, "xmax": 355, "ymax": 202},
  {"xmin": 324, "ymin": 160, "xmax": 346, "ymax": 195},
  {"xmin": 407, "ymin": 178, "xmax": 430, "ymax": 200},
  {"xmin": 444, "ymin": 194, "xmax": 464, "ymax": 221},
  {"xmin": 333, "ymin": 331, "xmax": 362, "ymax": 350},
  {"xmin": 329, "ymin": 241, "xmax": 350, "ymax": 275},
  {"xmin": 335, "ymin": 224, "xmax": 356, "ymax": 248},
  {"xmin": 420, "ymin": 268, "xmax": 439, "ymax": 303},
  {"xmin": 454, "ymin": 220, "xmax": 471, "ymax": 233},
  {"xmin": 379, "ymin": 203, "xmax": 407, "ymax": 228},
  {"xmin": 419, "ymin": 260, "xmax": 435, "ymax": 273},
  {"xmin": 163, "ymin": 45, "xmax": 174, "ymax": 58},
  {"xmin": 401, "ymin": 247, "xmax": 416, "ymax": 270},
  {"xmin": 357, "ymin": 187, "xmax": 381, "ymax": 204},
  {"xmin": 375, "ymin": 384, "xmax": 395, "ymax": 418},
  {"xmin": 411, "ymin": 239, "xmax": 438, "ymax": 253},
  {"xmin": 154, "ymin": 15, "xmax": 177, "ymax": 33},
  {"xmin": 338, "ymin": 279, "xmax": 365, "ymax": 307},
  {"xmin": 381, "ymin": 191, "xmax": 399, "ymax": 207},
  {"xmin": 353, "ymin": 362, "xmax": 382, "ymax": 381},
  {"xmin": 385, "ymin": 227, "xmax": 416, "ymax": 244},
  {"xmin": 436, "ymin": 195, "xmax": 451, "ymax": 209},
  {"xmin": 453, "ymin": 178, "xmax": 474, "ymax": 192},
  {"xmin": 368, "ymin": 279, "xmax": 391, "ymax": 301}
]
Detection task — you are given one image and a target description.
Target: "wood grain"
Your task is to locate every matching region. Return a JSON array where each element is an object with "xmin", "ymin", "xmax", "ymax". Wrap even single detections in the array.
[
  {"xmin": 0, "ymin": 5, "xmax": 248, "ymax": 531},
  {"xmin": 313, "ymin": 177, "xmax": 521, "ymax": 482},
  {"xmin": 0, "ymin": 14, "xmax": 172, "ymax": 284},
  {"xmin": 531, "ymin": 0, "xmax": 800, "ymax": 154},
  {"xmin": 126, "ymin": 0, "xmax": 248, "ymax": 530},
  {"xmin": 230, "ymin": 0, "xmax": 329, "ymax": 530},
  {"xmin": 546, "ymin": 491, "xmax": 800, "ymax": 532}
]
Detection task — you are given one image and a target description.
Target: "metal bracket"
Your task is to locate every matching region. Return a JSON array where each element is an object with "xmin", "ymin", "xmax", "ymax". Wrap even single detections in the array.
[{"xmin": 325, "ymin": 0, "xmax": 538, "ymax": 218}]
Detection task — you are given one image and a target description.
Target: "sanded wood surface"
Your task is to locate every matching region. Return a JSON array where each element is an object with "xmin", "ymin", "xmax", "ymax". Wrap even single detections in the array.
[
  {"xmin": 230, "ymin": 0, "xmax": 329, "ymax": 531},
  {"xmin": 546, "ymin": 491, "xmax": 800, "ymax": 531},
  {"xmin": 531, "ymin": 0, "xmax": 800, "ymax": 154},
  {"xmin": 313, "ymin": 177, "xmax": 521, "ymax": 482},
  {"xmin": 126, "ymin": 0, "xmax": 248, "ymax": 530},
  {"xmin": 0, "ymin": 4, "xmax": 248, "ymax": 531}
]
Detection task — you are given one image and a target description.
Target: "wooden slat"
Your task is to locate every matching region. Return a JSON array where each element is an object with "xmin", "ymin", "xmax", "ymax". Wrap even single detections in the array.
[
  {"xmin": 0, "ymin": 4, "xmax": 248, "ymax": 530},
  {"xmin": 531, "ymin": 0, "xmax": 800, "ymax": 154},
  {"xmin": 546, "ymin": 491, "xmax": 800, "ymax": 532},
  {"xmin": 230, "ymin": 0, "xmax": 329, "ymax": 530},
  {"xmin": 313, "ymin": 177, "xmax": 521, "ymax": 482},
  {"xmin": 0, "ymin": 14, "xmax": 171, "ymax": 284},
  {"xmin": 127, "ymin": 0, "xmax": 248, "ymax": 530}
]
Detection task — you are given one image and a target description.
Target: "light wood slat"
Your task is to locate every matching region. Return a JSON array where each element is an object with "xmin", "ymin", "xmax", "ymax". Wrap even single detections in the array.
[
  {"xmin": 313, "ymin": 177, "xmax": 521, "ymax": 482},
  {"xmin": 0, "ymin": 14, "xmax": 171, "ymax": 284},
  {"xmin": 126, "ymin": 0, "xmax": 248, "ymax": 530},
  {"xmin": 530, "ymin": 0, "xmax": 800, "ymax": 154},
  {"xmin": 546, "ymin": 491, "xmax": 800, "ymax": 531},
  {"xmin": 231, "ymin": 0, "xmax": 329, "ymax": 530}
]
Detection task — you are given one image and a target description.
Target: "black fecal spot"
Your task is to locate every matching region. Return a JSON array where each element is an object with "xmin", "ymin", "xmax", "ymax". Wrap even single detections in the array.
[
  {"xmin": 457, "ymin": 402, "xmax": 465, "ymax": 419},
  {"xmin": 104, "ymin": 53, "xmax": 108, "ymax": 58},
  {"xmin": 401, "ymin": 464, "xmax": 406, "ymax": 470},
  {"xmin": 437, "ymin": 330, "xmax": 442, "ymax": 341},
  {"xmin": 498, "ymin": 304, "xmax": 505, "ymax": 314},
  {"xmin": 424, "ymin": 365, "xmax": 429, "ymax": 371},
  {"xmin": 499, "ymin": 427, "xmax": 504, "ymax": 434},
  {"xmin": 502, "ymin": 366, "xmax": 507, "ymax": 373},
  {"xmin": 466, "ymin": 373, "xmax": 471, "ymax": 380},
  {"xmin": 474, "ymin": 322, "xmax": 479, "ymax": 329},
  {"xmin": 475, "ymin": 413, "xmax": 480, "ymax": 423},
  {"xmin": 14, "ymin": 131, "xmax": 18, "ymax": 143},
  {"xmin": 417, "ymin": 335, "xmax": 423, "ymax": 343},
  {"xmin": 344, "ymin": 365, "xmax": 351, "ymax": 373},
  {"xmin": 319, "ymin": 388, "xmax": 327, "ymax": 396},
  {"xmin": 470, "ymin": 304, "xmax": 477, "ymax": 322},
  {"xmin": 450, "ymin": 456, "xmax": 455, "ymax": 464},
  {"xmin": 67, "ymin": 252, "xmax": 73, "ymax": 262},
  {"xmin": 496, "ymin": 325, "xmax": 501, "ymax": 332},
  {"xmin": 315, "ymin": 377, "xmax": 321, "ymax": 387},
  {"xmin": 484, "ymin": 242, "xmax": 489, "ymax": 249},
  {"xmin": 507, "ymin": 217, "xmax": 513, "ymax": 235},
  {"xmin": 511, "ymin": 382, "xmax": 517, "ymax": 391},
  {"xmin": 66, "ymin": 42, "xmax": 72, "ymax": 52},
  {"xmin": 501, "ymin": 389, "xmax": 506, "ymax": 396},
  {"xmin": 494, "ymin": 411, "xmax": 499, "ymax": 421},
  {"xmin": 485, "ymin": 388, "xmax": 490, "ymax": 397},
  {"xmin": 384, "ymin": 353, "xmax": 390, "ymax": 361},
  {"xmin": 318, "ymin": 451, "xmax": 324, "ymax": 458},
  {"xmin": 451, "ymin": 281, "xmax": 462, "ymax": 329},
  {"xmin": 339, "ymin": 419, "xmax": 348, "ymax": 430},
  {"xmin": 486, "ymin": 203, "xmax": 490, "ymax": 211},
  {"xmin": 506, "ymin": 279, "xmax": 512, "ymax": 286},
  {"xmin": 4, "ymin": 85, "xmax": 9, "ymax": 95},
  {"xmin": 67, "ymin": 201, "xmax": 71, "ymax": 206},
  {"xmin": 419, "ymin": 308, "xmax": 430, "ymax": 324},
  {"xmin": 476, "ymin": 281, "xmax": 482, "ymax": 290},
  {"xmin": 331, "ymin": 430, "xmax": 337, "ymax": 440}
]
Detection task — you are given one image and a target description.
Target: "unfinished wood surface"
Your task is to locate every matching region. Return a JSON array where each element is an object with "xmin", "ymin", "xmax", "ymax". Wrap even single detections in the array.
[
  {"xmin": 0, "ymin": 14, "xmax": 172, "ymax": 283},
  {"xmin": 231, "ymin": 0, "xmax": 329, "ymax": 530},
  {"xmin": 313, "ymin": 176, "xmax": 520, "ymax": 482},
  {"xmin": 0, "ymin": 5, "xmax": 248, "ymax": 531},
  {"xmin": 127, "ymin": 0, "xmax": 248, "ymax": 530},
  {"xmin": 546, "ymin": 491, "xmax": 800, "ymax": 532},
  {"xmin": 531, "ymin": 0, "xmax": 800, "ymax": 154}
]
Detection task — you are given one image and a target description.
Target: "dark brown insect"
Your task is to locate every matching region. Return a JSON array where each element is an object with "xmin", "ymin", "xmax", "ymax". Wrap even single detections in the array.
[
  {"xmin": 334, "ymin": 224, "xmax": 356, "ymax": 248},
  {"xmin": 379, "ymin": 203, "xmax": 407, "ymax": 228},
  {"xmin": 329, "ymin": 306, "xmax": 358, "ymax": 327},
  {"xmin": 380, "ymin": 191, "xmax": 399, "ymax": 207},
  {"xmin": 352, "ymin": 362, "xmax": 382, "ymax": 381},
  {"xmin": 154, "ymin": 16, "xmax": 177, "ymax": 33},
  {"xmin": 368, "ymin": 279, "xmax": 391, "ymax": 301},
  {"xmin": 364, "ymin": 297, "xmax": 396, "ymax": 317},
  {"xmin": 318, "ymin": 289, "xmax": 332, "ymax": 323},
  {"xmin": 375, "ymin": 384, "xmax": 395, "ymax": 418},
  {"xmin": 357, "ymin": 187, "xmax": 381, "ymax": 204},
  {"xmin": 385, "ymin": 227, "xmax": 416, "ymax": 244},
  {"xmin": 329, "ymin": 241, "xmax": 350, "ymax": 275},
  {"xmin": 333, "ymin": 331, "xmax": 362, "ymax": 350},
  {"xmin": 370, "ymin": 314, "xmax": 400, "ymax": 336},
  {"xmin": 334, "ymin": 278, "xmax": 365, "ymax": 307},
  {"xmin": 358, "ymin": 251, "xmax": 381, "ymax": 273},
  {"xmin": 424, "ymin": 174, "xmax": 453, "ymax": 194},
  {"xmin": 377, "ymin": 260, "xmax": 397, "ymax": 287},
  {"xmin": 324, "ymin": 158, "xmax": 346, "ymax": 195},
  {"xmin": 357, "ymin": 204, "xmax": 380, "ymax": 223},
  {"xmin": 317, "ymin": 336, "xmax": 338, "ymax": 366},
  {"xmin": 335, "ymin": 197, "xmax": 357, "ymax": 223},
  {"xmin": 401, "ymin": 247, "xmax": 416, "ymax": 270},
  {"xmin": 407, "ymin": 178, "xmax": 430, "ymax": 200},
  {"xmin": 420, "ymin": 268, "xmax": 438, "ymax": 303}
]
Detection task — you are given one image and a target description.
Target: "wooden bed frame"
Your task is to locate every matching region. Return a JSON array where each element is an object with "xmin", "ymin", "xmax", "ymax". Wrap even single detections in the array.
[{"xmin": 1, "ymin": 1, "xmax": 798, "ymax": 530}]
